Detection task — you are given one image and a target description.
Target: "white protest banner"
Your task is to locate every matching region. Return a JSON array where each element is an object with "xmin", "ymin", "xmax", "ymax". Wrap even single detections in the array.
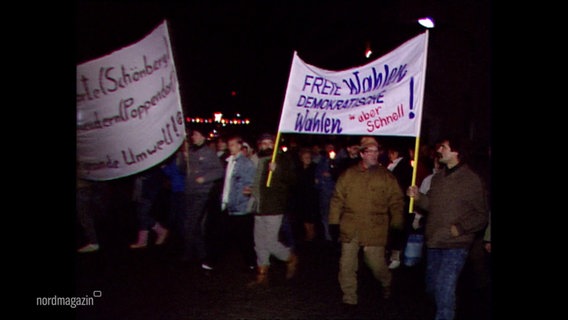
[
  {"xmin": 77, "ymin": 20, "xmax": 185, "ymax": 181},
  {"xmin": 277, "ymin": 31, "xmax": 428, "ymax": 137}
]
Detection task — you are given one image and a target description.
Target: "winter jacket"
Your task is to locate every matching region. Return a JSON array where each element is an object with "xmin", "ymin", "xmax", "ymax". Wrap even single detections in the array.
[
  {"xmin": 415, "ymin": 163, "xmax": 489, "ymax": 249},
  {"xmin": 252, "ymin": 152, "xmax": 296, "ymax": 215},
  {"xmin": 329, "ymin": 162, "xmax": 405, "ymax": 246},
  {"xmin": 225, "ymin": 153, "xmax": 256, "ymax": 215},
  {"xmin": 186, "ymin": 144, "xmax": 224, "ymax": 195}
]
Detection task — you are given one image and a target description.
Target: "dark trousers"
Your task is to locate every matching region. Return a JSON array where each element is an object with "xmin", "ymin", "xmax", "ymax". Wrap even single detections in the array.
[
  {"xmin": 226, "ymin": 213, "xmax": 257, "ymax": 267},
  {"xmin": 168, "ymin": 191, "xmax": 186, "ymax": 234},
  {"xmin": 464, "ymin": 233, "xmax": 491, "ymax": 289},
  {"xmin": 77, "ymin": 182, "xmax": 108, "ymax": 245},
  {"xmin": 206, "ymin": 209, "xmax": 256, "ymax": 268},
  {"xmin": 387, "ymin": 201, "xmax": 411, "ymax": 254},
  {"xmin": 77, "ymin": 187, "xmax": 102, "ymax": 244},
  {"xmin": 183, "ymin": 193, "xmax": 209, "ymax": 261}
]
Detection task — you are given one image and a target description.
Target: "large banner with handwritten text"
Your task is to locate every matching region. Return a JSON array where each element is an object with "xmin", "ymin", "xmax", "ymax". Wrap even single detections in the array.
[
  {"xmin": 77, "ymin": 20, "xmax": 185, "ymax": 181},
  {"xmin": 278, "ymin": 32, "xmax": 428, "ymax": 136}
]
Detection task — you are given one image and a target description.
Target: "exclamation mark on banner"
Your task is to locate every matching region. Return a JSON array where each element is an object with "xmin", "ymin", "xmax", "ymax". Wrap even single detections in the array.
[
  {"xmin": 171, "ymin": 115, "xmax": 180, "ymax": 137},
  {"xmin": 409, "ymin": 77, "xmax": 415, "ymax": 119}
]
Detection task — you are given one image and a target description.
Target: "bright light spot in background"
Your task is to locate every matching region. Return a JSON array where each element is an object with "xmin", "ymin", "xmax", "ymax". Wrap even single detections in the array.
[
  {"xmin": 364, "ymin": 41, "xmax": 372, "ymax": 59},
  {"xmin": 329, "ymin": 150, "xmax": 336, "ymax": 160},
  {"xmin": 281, "ymin": 146, "xmax": 288, "ymax": 152},
  {"xmin": 418, "ymin": 17, "xmax": 435, "ymax": 28},
  {"xmin": 214, "ymin": 112, "xmax": 223, "ymax": 123}
]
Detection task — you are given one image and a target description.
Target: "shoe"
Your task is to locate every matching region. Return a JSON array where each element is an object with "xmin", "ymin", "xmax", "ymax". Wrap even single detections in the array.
[
  {"xmin": 130, "ymin": 230, "xmax": 149, "ymax": 249},
  {"xmin": 247, "ymin": 265, "xmax": 269, "ymax": 288},
  {"xmin": 388, "ymin": 260, "xmax": 401, "ymax": 269},
  {"xmin": 285, "ymin": 253, "xmax": 298, "ymax": 279},
  {"xmin": 388, "ymin": 250, "xmax": 401, "ymax": 269},
  {"xmin": 152, "ymin": 223, "xmax": 169, "ymax": 245},
  {"xmin": 77, "ymin": 243, "xmax": 99, "ymax": 253},
  {"xmin": 201, "ymin": 263, "xmax": 214, "ymax": 271}
]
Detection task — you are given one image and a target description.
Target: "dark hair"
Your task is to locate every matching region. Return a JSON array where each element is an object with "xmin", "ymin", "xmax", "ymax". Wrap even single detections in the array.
[
  {"xmin": 437, "ymin": 135, "xmax": 472, "ymax": 163},
  {"xmin": 226, "ymin": 135, "xmax": 243, "ymax": 145},
  {"xmin": 298, "ymin": 147, "xmax": 311, "ymax": 156},
  {"xmin": 257, "ymin": 133, "xmax": 275, "ymax": 144},
  {"xmin": 345, "ymin": 136, "xmax": 360, "ymax": 147},
  {"xmin": 386, "ymin": 144, "xmax": 409, "ymax": 159},
  {"xmin": 189, "ymin": 127, "xmax": 208, "ymax": 138}
]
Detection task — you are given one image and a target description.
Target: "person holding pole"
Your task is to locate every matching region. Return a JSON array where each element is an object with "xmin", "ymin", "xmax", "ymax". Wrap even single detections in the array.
[
  {"xmin": 247, "ymin": 133, "xmax": 298, "ymax": 287},
  {"xmin": 407, "ymin": 135, "xmax": 488, "ymax": 320}
]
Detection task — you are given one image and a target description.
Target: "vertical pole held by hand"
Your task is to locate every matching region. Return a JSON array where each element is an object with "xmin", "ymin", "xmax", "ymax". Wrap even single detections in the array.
[{"xmin": 266, "ymin": 131, "xmax": 282, "ymax": 187}]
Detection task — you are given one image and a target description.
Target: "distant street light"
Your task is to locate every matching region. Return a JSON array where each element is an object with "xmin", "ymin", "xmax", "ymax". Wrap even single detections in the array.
[
  {"xmin": 365, "ymin": 41, "xmax": 372, "ymax": 58},
  {"xmin": 418, "ymin": 17, "xmax": 435, "ymax": 28}
]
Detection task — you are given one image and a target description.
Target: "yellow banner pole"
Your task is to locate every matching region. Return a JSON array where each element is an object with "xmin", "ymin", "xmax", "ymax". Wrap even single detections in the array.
[
  {"xmin": 408, "ymin": 136, "xmax": 420, "ymax": 213},
  {"xmin": 409, "ymin": 30, "xmax": 429, "ymax": 213},
  {"xmin": 266, "ymin": 131, "xmax": 282, "ymax": 187}
]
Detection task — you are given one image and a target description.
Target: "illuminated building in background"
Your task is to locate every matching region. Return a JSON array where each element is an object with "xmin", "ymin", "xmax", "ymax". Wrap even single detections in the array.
[
  {"xmin": 184, "ymin": 112, "xmax": 251, "ymax": 139},
  {"xmin": 185, "ymin": 112, "xmax": 251, "ymax": 126}
]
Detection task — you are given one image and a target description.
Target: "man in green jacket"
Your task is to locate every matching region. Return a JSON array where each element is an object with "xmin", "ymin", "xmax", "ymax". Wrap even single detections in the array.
[
  {"xmin": 329, "ymin": 136, "xmax": 405, "ymax": 306},
  {"xmin": 248, "ymin": 133, "xmax": 298, "ymax": 287}
]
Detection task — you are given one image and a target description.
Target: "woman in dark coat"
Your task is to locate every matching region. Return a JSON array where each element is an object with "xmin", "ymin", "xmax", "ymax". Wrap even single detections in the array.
[{"xmin": 292, "ymin": 148, "xmax": 320, "ymax": 242}]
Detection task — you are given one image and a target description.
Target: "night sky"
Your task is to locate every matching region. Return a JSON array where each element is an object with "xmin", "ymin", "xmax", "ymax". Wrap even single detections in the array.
[{"xmin": 76, "ymin": 0, "xmax": 492, "ymax": 147}]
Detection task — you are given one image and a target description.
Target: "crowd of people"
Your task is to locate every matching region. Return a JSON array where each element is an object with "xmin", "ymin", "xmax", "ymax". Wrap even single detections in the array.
[{"xmin": 76, "ymin": 128, "xmax": 491, "ymax": 319}]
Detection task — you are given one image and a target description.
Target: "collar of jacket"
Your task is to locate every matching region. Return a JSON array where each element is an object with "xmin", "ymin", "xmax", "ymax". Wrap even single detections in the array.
[
  {"xmin": 227, "ymin": 153, "xmax": 244, "ymax": 162},
  {"xmin": 444, "ymin": 162, "xmax": 464, "ymax": 176},
  {"xmin": 190, "ymin": 143, "xmax": 206, "ymax": 151},
  {"xmin": 357, "ymin": 161, "xmax": 380, "ymax": 172}
]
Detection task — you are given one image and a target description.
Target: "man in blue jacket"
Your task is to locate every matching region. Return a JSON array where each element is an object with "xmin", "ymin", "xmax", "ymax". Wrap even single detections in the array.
[{"xmin": 218, "ymin": 135, "xmax": 257, "ymax": 271}]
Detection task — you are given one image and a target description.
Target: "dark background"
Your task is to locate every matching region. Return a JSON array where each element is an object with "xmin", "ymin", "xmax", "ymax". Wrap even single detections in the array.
[{"xmin": 75, "ymin": 0, "xmax": 491, "ymax": 148}]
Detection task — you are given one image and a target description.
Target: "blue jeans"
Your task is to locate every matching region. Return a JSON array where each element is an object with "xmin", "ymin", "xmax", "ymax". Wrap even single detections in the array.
[
  {"xmin": 318, "ymin": 190, "xmax": 333, "ymax": 241},
  {"xmin": 426, "ymin": 248, "xmax": 469, "ymax": 320}
]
